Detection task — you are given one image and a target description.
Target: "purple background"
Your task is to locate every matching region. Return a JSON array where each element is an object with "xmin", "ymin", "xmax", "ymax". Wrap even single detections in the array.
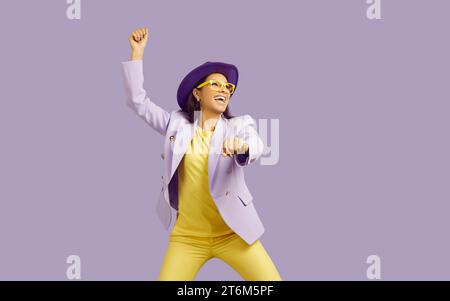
[{"xmin": 0, "ymin": 0, "xmax": 449, "ymax": 280}]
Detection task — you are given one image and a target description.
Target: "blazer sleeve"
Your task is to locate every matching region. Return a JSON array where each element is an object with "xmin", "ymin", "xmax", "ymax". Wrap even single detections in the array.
[
  {"xmin": 234, "ymin": 115, "xmax": 264, "ymax": 167},
  {"xmin": 121, "ymin": 60, "xmax": 170, "ymax": 136}
]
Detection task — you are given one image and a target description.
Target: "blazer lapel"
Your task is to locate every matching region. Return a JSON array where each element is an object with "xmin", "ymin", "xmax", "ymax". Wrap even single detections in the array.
[{"xmin": 169, "ymin": 119, "xmax": 196, "ymax": 181}]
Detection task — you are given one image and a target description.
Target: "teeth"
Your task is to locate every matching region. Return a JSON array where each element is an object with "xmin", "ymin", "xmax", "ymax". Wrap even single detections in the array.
[{"xmin": 215, "ymin": 96, "xmax": 225, "ymax": 101}]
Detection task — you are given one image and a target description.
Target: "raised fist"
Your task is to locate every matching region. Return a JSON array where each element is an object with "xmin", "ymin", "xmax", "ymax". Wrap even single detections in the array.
[{"xmin": 129, "ymin": 27, "xmax": 149, "ymax": 60}]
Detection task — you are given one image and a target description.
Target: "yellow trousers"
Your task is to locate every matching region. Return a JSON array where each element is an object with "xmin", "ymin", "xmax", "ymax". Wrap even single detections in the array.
[{"xmin": 158, "ymin": 232, "xmax": 282, "ymax": 281}]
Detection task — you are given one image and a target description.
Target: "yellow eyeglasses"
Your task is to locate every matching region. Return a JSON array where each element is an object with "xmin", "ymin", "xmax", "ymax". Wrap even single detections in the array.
[{"xmin": 196, "ymin": 80, "xmax": 236, "ymax": 95}]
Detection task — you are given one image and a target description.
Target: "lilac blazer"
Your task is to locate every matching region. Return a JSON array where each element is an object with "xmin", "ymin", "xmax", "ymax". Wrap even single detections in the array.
[{"xmin": 121, "ymin": 60, "xmax": 265, "ymax": 245}]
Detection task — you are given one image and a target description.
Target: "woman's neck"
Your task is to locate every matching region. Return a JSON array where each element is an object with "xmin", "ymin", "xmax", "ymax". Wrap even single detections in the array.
[{"xmin": 199, "ymin": 109, "xmax": 220, "ymax": 131}]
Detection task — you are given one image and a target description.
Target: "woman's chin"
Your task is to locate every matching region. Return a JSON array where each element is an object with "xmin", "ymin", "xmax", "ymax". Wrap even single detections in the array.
[{"xmin": 212, "ymin": 105, "xmax": 227, "ymax": 114}]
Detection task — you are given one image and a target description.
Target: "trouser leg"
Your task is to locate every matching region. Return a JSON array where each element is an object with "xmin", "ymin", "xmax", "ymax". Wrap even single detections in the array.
[
  {"xmin": 158, "ymin": 235, "xmax": 212, "ymax": 281},
  {"xmin": 213, "ymin": 233, "xmax": 282, "ymax": 281}
]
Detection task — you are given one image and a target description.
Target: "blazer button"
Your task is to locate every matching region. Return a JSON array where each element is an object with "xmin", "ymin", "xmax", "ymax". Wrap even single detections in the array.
[
  {"xmin": 225, "ymin": 191, "xmax": 230, "ymax": 196},
  {"xmin": 160, "ymin": 153, "xmax": 165, "ymax": 160},
  {"xmin": 169, "ymin": 135, "xmax": 175, "ymax": 142}
]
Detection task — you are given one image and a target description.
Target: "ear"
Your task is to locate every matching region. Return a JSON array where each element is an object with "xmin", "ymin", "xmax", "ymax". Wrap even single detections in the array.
[{"xmin": 192, "ymin": 88, "xmax": 200, "ymax": 101}]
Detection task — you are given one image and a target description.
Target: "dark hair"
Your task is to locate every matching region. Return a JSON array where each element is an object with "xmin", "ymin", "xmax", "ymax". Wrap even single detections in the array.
[{"xmin": 182, "ymin": 75, "xmax": 234, "ymax": 123}]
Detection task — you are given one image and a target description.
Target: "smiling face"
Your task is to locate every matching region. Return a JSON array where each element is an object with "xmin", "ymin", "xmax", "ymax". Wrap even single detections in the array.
[{"xmin": 192, "ymin": 73, "xmax": 232, "ymax": 115}]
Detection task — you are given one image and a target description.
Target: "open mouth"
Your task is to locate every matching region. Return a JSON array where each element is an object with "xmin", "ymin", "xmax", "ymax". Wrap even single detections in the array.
[{"xmin": 214, "ymin": 95, "xmax": 227, "ymax": 104}]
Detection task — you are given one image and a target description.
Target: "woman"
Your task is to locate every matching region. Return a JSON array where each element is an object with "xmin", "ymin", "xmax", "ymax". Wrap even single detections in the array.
[{"xmin": 121, "ymin": 27, "xmax": 282, "ymax": 281}]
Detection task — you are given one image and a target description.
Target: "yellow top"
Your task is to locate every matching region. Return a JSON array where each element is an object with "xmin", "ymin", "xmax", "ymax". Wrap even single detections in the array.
[{"xmin": 171, "ymin": 125, "xmax": 234, "ymax": 237}]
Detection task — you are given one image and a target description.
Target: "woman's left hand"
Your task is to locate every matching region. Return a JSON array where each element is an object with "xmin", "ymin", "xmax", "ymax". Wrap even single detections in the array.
[{"xmin": 222, "ymin": 137, "xmax": 249, "ymax": 157}]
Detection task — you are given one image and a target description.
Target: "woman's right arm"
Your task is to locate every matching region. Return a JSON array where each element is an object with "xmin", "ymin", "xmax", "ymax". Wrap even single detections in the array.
[{"xmin": 121, "ymin": 27, "xmax": 170, "ymax": 136}]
